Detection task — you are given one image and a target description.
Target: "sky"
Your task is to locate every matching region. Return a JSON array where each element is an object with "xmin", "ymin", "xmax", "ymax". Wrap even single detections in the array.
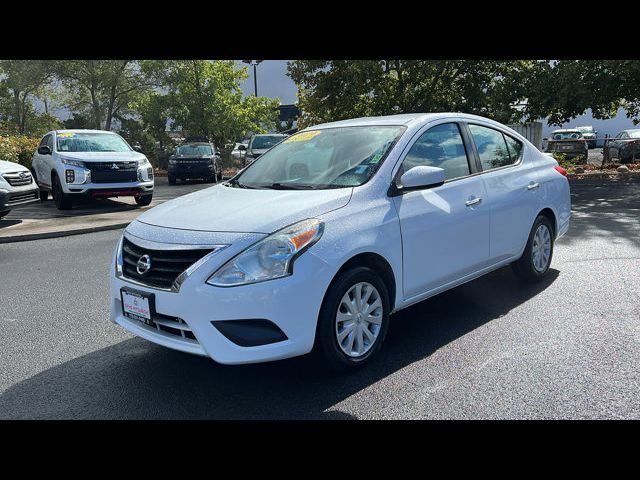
[{"xmin": 240, "ymin": 60, "xmax": 637, "ymax": 138}]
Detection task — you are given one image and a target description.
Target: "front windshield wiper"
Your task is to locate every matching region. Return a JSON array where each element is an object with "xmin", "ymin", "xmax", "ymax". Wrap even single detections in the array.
[
  {"xmin": 253, "ymin": 183, "xmax": 318, "ymax": 190},
  {"xmin": 225, "ymin": 177, "xmax": 255, "ymax": 189}
]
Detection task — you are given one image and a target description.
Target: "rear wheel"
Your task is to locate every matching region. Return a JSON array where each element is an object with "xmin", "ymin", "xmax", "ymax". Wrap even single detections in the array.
[
  {"xmin": 135, "ymin": 194, "xmax": 153, "ymax": 206},
  {"xmin": 512, "ymin": 215, "xmax": 554, "ymax": 282},
  {"xmin": 314, "ymin": 267, "xmax": 390, "ymax": 371},
  {"xmin": 52, "ymin": 174, "xmax": 73, "ymax": 210}
]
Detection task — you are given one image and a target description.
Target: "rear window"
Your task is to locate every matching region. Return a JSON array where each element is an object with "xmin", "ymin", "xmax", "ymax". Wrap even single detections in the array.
[{"xmin": 552, "ymin": 131, "xmax": 583, "ymax": 140}]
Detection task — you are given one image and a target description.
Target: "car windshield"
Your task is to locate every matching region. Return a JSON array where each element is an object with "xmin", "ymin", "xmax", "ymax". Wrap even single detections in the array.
[
  {"xmin": 56, "ymin": 132, "xmax": 132, "ymax": 152},
  {"xmin": 628, "ymin": 130, "xmax": 640, "ymax": 138},
  {"xmin": 235, "ymin": 126, "xmax": 405, "ymax": 190},
  {"xmin": 552, "ymin": 131, "xmax": 583, "ymax": 140},
  {"xmin": 250, "ymin": 135, "xmax": 287, "ymax": 150},
  {"xmin": 176, "ymin": 144, "xmax": 212, "ymax": 156}
]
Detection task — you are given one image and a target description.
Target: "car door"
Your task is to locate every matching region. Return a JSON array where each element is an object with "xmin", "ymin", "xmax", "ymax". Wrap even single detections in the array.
[
  {"xmin": 465, "ymin": 123, "xmax": 541, "ymax": 264},
  {"xmin": 391, "ymin": 121, "xmax": 490, "ymax": 299}
]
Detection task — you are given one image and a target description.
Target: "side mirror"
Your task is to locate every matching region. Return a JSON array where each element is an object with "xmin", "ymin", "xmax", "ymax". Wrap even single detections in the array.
[
  {"xmin": 238, "ymin": 144, "xmax": 247, "ymax": 151},
  {"xmin": 398, "ymin": 166, "xmax": 445, "ymax": 193},
  {"xmin": 132, "ymin": 144, "xmax": 143, "ymax": 152},
  {"xmin": 37, "ymin": 145, "xmax": 51, "ymax": 155}
]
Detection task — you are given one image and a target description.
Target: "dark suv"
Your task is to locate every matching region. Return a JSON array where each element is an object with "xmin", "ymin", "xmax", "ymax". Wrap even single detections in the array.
[{"xmin": 168, "ymin": 142, "xmax": 222, "ymax": 185}]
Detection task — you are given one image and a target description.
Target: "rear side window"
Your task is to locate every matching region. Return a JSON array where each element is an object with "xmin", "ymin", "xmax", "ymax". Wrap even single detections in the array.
[
  {"xmin": 468, "ymin": 124, "xmax": 521, "ymax": 171},
  {"xmin": 400, "ymin": 123, "xmax": 471, "ymax": 181}
]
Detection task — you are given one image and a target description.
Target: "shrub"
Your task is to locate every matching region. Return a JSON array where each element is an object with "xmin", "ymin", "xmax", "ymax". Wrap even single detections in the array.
[{"xmin": 0, "ymin": 136, "xmax": 40, "ymax": 170}]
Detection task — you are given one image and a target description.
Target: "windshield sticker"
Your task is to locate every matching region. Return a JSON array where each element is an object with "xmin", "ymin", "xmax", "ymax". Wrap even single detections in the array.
[
  {"xmin": 57, "ymin": 133, "xmax": 75, "ymax": 138},
  {"xmin": 369, "ymin": 152, "xmax": 383, "ymax": 164},
  {"xmin": 284, "ymin": 130, "xmax": 322, "ymax": 143}
]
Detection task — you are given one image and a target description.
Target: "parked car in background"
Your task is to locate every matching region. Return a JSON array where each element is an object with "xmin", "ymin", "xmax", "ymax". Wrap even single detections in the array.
[
  {"xmin": 168, "ymin": 142, "xmax": 222, "ymax": 185},
  {"xmin": 575, "ymin": 126, "xmax": 597, "ymax": 149},
  {"xmin": 231, "ymin": 142, "xmax": 249, "ymax": 160},
  {"xmin": 242, "ymin": 133, "xmax": 288, "ymax": 167},
  {"xmin": 604, "ymin": 129, "xmax": 640, "ymax": 163},
  {"xmin": 0, "ymin": 159, "xmax": 39, "ymax": 219},
  {"xmin": 31, "ymin": 130, "xmax": 154, "ymax": 210},
  {"xmin": 546, "ymin": 129, "xmax": 589, "ymax": 163},
  {"xmin": 110, "ymin": 113, "xmax": 570, "ymax": 370}
]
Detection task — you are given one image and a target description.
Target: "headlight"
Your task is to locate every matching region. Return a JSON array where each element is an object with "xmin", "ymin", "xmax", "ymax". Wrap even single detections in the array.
[
  {"xmin": 206, "ymin": 218, "xmax": 324, "ymax": 287},
  {"xmin": 138, "ymin": 157, "xmax": 151, "ymax": 168},
  {"xmin": 61, "ymin": 158, "xmax": 85, "ymax": 168},
  {"xmin": 169, "ymin": 159, "xmax": 177, "ymax": 165}
]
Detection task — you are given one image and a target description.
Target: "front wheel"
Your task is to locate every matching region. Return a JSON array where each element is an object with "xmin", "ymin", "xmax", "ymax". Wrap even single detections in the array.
[
  {"xmin": 135, "ymin": 194, "xmax": 153, "ymax": 206},
  {"xmin": 512, "ymin": 215, "xmax": 554, "ymax": 282},
  {"xmin": 314, "ymin": 267, "xmax": 390, "ymax": 371},
  {"xmin": 52, "ymin": 174, "xmax": 73, "ymax": 210}
]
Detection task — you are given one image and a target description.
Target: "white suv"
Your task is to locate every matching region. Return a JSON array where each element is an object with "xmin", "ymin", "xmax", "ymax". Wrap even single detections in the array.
[
  {"xmin": 0, "ymin": 160, "xmax": 39, "ymax": 218},
  {"xmin": 32, "ymin": 129, "xmax": 154, "ymax": 210}
]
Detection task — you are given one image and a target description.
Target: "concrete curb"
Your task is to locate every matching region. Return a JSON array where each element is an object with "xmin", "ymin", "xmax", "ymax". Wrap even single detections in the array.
[{"xmin": 0, "ymin": 221, "xmax": 130, "ymax": 244}]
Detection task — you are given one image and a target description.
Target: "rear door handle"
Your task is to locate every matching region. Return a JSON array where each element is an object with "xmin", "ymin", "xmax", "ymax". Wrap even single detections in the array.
[
  {"xmin": 465, "ymin": 197, "xmax": 482, "ymax": 207},
  {"xmin": 527, "ymin": 182, "xmax": 540, "ymax": 190}
]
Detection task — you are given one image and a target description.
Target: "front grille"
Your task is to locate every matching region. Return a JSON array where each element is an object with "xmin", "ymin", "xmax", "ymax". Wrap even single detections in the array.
[
  {"xmin": 2, "ymin": 172, "xmax": 33, "ymax": 186},
  {"xmin": 8, "ymin": 190, "xmax": 38, "ymax": 205},
  {"xmin": 86, "ymin": 162, "xmax": 138, "ymax": 184},
  {"xmin": 149, "ymin": 312, "xmax": 198, "ymax": 342},
  {"xmin": 122, "ymin": 237, "xmax": 214, "ymax": 289},
  {"xmin": 175, "ymin": 159, "xmax": 211, "ymax": 165}
]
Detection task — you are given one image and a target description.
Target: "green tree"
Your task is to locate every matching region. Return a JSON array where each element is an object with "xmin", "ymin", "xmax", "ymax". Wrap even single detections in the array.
[
  {"xmin": 0, "ymin": 60, "xmax": 54, "ymax": 134},
  {"xmin": 287, "ymin": 60, "xmax": 540, "ymax": 128},
  {"xmin": 52, "ymin": 60, "xmax": 160, "ymax": 130},
  {"xmin": 157, "ymin": 60, "xmax": 279, "ymax": 146}
]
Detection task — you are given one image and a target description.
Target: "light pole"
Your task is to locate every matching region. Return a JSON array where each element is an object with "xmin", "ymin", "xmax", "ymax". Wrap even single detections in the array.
[{"xmin": 242, "ymin": 60, "xmax": 263, "ymax": 96}]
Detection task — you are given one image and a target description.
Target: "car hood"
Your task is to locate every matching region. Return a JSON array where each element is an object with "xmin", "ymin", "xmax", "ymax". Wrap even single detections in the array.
[
  {"xmin": 136, "ymin": 184, "xmax": 353, "ymax": 234},
  {"xmin": 0, "ymin": 160, "xmax": 29, "ymax": 174},
  {"xmin": 57, "ymin": 151, "xmax": 147, "ymax": 163}
]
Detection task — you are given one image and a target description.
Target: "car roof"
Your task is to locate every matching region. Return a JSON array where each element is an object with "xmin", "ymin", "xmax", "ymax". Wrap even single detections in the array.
[
  {"xmin": 307, "ymin": 112, "xmax": 510, "ymax": 130},
  {"xmin": 552, "ymin": 129, "xmax": 581, "ymax": 133},
  {"xmin": 252, "ymin": 133, "xmax": 288, "ymax": 137}
]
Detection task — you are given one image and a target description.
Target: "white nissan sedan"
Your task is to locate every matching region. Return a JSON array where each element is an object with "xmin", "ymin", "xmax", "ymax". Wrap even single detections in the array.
[{"xmin": 110, "ymin": 113, "xmax": 571, "ymax": 370}]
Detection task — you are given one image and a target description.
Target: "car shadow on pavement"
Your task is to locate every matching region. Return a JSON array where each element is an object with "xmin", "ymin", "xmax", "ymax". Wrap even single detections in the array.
[
  {"xmin": 0, "ymin": 266, "xmax": 559, "ymax": 420},
  {"xmin": 6, "ymin": 197, "xmax": 140, "ymax": 220},
  {"xmin": 0, "ymin": 219, "xmax": 22, "ymax": 229}
]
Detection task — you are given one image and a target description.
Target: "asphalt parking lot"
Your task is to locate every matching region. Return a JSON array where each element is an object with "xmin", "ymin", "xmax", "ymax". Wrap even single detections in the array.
[
  {"xmin": 3, "ymin": 176, "xmax": 211, "ymax": 221},
  {"xmin": 0, "ymin": 178, "xmax": 638, "ymax": 419}
]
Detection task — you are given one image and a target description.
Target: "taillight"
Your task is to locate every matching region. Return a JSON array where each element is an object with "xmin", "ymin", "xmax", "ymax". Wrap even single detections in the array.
[{"xmin": 554, "ymin": 165, "xmax": 568, "ymax": 177}]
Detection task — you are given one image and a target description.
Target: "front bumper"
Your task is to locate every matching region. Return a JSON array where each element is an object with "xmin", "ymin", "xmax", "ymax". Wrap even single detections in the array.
[
  {"xmin": 62, "ymin": 180, "xmax": 154, "ymax": 197},
  {"xmin": 0, "ymin": 185, "xmax": 39, "ymax": 212},
  {"xmin": 109, "ymin": 234, "xmax": 334, "ymax": 365},
  {"xmin": 168, "ymin": 163, "xmax": 215, "ymax": 178}
]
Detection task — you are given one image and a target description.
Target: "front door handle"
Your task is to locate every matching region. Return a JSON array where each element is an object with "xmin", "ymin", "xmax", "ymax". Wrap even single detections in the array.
[
  {"xmin": 527, "ymin": 182, "xmax": 540, "ymax": 190},
  {"xmin": 465, "ymin": 197, "xmax": 482, "ymax": 207}
]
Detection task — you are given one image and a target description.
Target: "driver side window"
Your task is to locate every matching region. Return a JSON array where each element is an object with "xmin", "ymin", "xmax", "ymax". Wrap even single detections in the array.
[{"xmin": 399, "ymin": 123, "xmax": 471, "ymax": 181}]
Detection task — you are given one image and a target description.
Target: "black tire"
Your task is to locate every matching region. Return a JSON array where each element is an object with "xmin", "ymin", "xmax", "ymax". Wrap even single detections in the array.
[
  {"xmin": 0, "ymin": 210, "xmax": 9, "ymax": 219},
  {"xmin": 314, "ymin": 266, "xmax": 391, "ymax": 371},
  {"xmin": 168, "ymin": 176, "xmax": 176, "ymax": 185},
  {"xmin": 512, "ymin": 215, "xmax": 554, "ymax": 283},
  {"xmin": 52, "ymin": 174, "xmax": 73, "ymax": 210},
  {"xmin": 135, "ymin": 194, "xmax": 153, "ymax": 206}
]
